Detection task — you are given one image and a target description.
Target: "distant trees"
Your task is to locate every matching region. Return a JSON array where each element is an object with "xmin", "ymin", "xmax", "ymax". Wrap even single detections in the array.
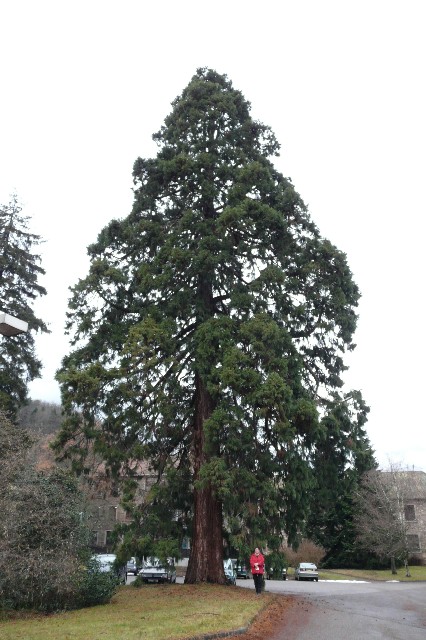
[
  {"xmin": 0, "ymin": 195, "xmax": 49, "ymax": 416},
  {"xmin": 354, "ymin": 464, "xmax": 412, "ymax": 574},
  {"xmin": 55, "ymin": 68, "xmax": 371, "ymax": 584},
  {"xmin": 18, "ymin": 399, "xmax": 63, "ymax": 435}
]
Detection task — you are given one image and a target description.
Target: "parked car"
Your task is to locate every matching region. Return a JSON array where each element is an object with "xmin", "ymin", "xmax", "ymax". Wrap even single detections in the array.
[
  {"xmin": 223, "ymin": 558, "xmax": 236, "ymax": 585},
  {"xmin": 266, "ymin": 567, "xmax": 287, "ymax": 580},
  {"xmin": 126, "ymin": 557, "xmax": 138, "ymax": 576},
  {"xmin": 92, "ymin": 553, "xmax": 126, "ymax": 584},
  {"xmin": 294, "ymin": 562, "xmax": 318, "ymax": 581},
  {"xmin": 235, "ymin": 563, "xmax": 249, "ymax": 579},
  {"xmin": 138, "ymin": 558, "xmax": 176, "ymax": 583}
]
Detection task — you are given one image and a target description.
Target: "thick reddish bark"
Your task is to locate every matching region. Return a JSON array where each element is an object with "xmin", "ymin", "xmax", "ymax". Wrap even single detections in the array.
[{"xmin": 185, "ymin": 373, "xmax": 226, "ymax": 584}]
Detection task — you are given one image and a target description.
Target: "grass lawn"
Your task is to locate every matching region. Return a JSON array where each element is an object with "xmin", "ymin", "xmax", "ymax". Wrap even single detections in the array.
[
  {"xmin": 281, "ymin": 566, "xmax": 426, "ymax": 582},
  {"xmin": 0, "ymin": 583, "xmax": 275, "ymax": 640},
  {"xmin": 287, "ymin": 567, "xmax": 426, "ymax": 582},
  {"xmin": 317, "ymin": 566, "xmax": 426, "ymax": 582}
]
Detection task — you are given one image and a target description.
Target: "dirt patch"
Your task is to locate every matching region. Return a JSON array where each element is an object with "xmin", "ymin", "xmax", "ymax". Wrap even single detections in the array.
[
  {"xmin": 233, "ymin": 593, "xmax": 317, "ymax": 640},
  {"xmin": 234, "ymin": 595, "xmax": 293, "ymax": 639}
]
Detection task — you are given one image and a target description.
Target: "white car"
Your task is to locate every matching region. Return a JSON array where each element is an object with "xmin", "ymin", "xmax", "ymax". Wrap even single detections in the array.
[
  {"xmin": 92, "ymin": 553, "xmax": 126, "ymax": 584},
  {"xmin": 138, "ymin": 558, "xmax": 176, "ymax": 583},
  {"xmin": 223, "ymin": 558, "xmax": 236, "ymax": 585},
  {"xmin": 294, "ymin": 562, "xmax": 319, "ymax": 581}
]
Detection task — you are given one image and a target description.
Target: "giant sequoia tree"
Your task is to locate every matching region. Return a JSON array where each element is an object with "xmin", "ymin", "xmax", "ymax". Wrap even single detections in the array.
[
  {"xmin": 0, "ymin": 196, "xmax": 48, "ymax": 415},
  {"xmin": 56, "ymin": 69, "xmax": 370, "ymax": 583}
]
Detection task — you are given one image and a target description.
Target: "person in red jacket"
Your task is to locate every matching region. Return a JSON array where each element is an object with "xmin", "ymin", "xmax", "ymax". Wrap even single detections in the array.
[{"xmin": 249, "ymin": 547, "xmax": 265, "ymax": 594}]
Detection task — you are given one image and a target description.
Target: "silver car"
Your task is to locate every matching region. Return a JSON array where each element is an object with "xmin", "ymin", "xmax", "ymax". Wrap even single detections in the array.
[
  {"xmin": 139, "ymin": 557, "xmax": 177, "ymax": 583},
  {"xmin": 294, "ymin": 562, "xmax": 318, "ymax": 581}
]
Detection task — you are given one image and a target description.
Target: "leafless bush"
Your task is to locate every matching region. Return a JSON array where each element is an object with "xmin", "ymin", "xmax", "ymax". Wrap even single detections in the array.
[
  {"xmin": 285, "ymin": 540, "xmax": 326, "ymax": 567},
  {"xmin": 353, "ymin": 463, "xmax": 412, "ymax": 573}
]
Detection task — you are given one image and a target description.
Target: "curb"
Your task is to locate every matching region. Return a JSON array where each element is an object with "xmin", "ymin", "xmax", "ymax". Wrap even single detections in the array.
[
  {"xmin": 183, "ymin": 595, "xmax": 276, "ymax": 640},
  {"xmin": 184, "ymin": 627, "xmax": 247, "ymax": 640}
]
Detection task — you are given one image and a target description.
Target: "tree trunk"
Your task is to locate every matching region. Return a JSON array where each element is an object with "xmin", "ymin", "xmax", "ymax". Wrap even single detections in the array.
[
  {"xmin": 185, "ymin": 373, "xmax": 225, "ymax": 584},
  {"xmin": 390, "ymin": 556, "xmax": 397, "ymax": 575}
]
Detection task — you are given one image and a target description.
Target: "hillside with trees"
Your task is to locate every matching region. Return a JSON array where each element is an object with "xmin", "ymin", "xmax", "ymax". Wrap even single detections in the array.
[{"xmin": 18, "ymin": 399, "xmax": 63, "ymax": 435}]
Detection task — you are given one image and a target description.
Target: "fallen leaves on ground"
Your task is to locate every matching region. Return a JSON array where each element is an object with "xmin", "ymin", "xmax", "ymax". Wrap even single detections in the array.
[{"xmin": 236, "ymin": 595, "xmax": 293, "ymax": 639}]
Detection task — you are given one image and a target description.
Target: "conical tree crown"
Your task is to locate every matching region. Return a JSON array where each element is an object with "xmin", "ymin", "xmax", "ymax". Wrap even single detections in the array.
[{"xmin": 56, "ymin": 70, "xmax": 371, "ymax": 569}]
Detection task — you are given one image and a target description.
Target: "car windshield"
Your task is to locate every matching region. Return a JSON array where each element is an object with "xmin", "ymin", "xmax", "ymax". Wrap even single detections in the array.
[{"xmin": 144, "ymin": 562, "xmax": 166, "ymax": 569}]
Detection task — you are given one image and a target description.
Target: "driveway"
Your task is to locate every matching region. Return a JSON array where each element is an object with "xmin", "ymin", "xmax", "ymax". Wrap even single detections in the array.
[{"xmin": 238, "ymin": 578, "xmax": 426, "ymax": 639}]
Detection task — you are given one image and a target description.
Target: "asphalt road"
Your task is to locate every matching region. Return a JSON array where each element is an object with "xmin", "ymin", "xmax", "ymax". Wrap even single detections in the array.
[{"xmin": 238, "ymin": 578, "xmax": 426, "ymax": 639}]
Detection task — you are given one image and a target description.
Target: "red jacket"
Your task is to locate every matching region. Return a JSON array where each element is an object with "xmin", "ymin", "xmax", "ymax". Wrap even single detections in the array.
[{"xmin": 250, "ymin": 552, "xmax": 265, "ymax": 574}]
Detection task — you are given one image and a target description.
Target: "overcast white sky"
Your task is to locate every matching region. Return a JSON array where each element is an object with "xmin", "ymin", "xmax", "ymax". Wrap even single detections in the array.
[{"xmin": 1, "ymin": 1, "xmax": 425, "ymax": 471}]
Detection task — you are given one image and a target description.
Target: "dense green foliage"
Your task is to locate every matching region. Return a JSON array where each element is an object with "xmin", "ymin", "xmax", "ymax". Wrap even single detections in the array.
[
  {"xmin": 0, "ymin": 195, "xmax": 48, "ymax": 416},
  {"xmin": 0, "ymin": 411, "xmax": 95, "ymax": 612},
  {"xmin": 55, "ymin": 69, "xmax": 373, "ymax": 581},
  {"xmin": 76, "ymin": 557, "xmax": 119, "ymax": 608},
  {"xmin": 264, "ymin": 551, "xmax": 288, "ymax": 579},
  {"xmin": 306, "ymin": 390, "xmax": 376, "ymax": 566}
]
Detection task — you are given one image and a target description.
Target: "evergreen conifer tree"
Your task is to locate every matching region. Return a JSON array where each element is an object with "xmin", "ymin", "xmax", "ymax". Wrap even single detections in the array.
[
  {"xmin": 0, "ymin": 195, "xmax": 48, "ymax": 415},
  {"xmin": 56, "ymin": 69, "xmax": 372, "ymax": 583}
]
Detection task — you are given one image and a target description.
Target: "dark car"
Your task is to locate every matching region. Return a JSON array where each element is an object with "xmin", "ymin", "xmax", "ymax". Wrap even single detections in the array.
[
  {"xmin": 266, "ymin": 566, "xmax": 287, "ymax": 580},
  {"xmin": 126, "ymin": 557, "xmax": 138, "ymax": 576},
  {"xmin": 235, "ymin": 563, "xmax": 249, "ymax": 579}
]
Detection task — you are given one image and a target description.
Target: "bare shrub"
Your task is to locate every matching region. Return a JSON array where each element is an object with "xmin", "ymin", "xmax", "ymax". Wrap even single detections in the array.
[{"xmin": 285, "ymin": 540, "xmax": 326, "ymax": 567}]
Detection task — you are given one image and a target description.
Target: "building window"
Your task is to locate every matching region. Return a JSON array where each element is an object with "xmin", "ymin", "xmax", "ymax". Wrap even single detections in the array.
[
  {"xmin": 106, "ymin": 530, "xmax": 115, "ymax": 549},
  {"xmin": 182, "ymin": 536, "xmax": 190, "ymax": 550},
  {"xmin": 181, "ymin": 536, "xmax": 190, "ymax": 559},
  {"xmin": 404, "ymin": 504, "xmax": 415, "ymax": 521},
  {"xmin": 407, "ymin": 534, "xmax": 420, "ymax": 551},
  {"xmin": 98, "ymin": 530, "xmax": 107, "ymax": 547}
]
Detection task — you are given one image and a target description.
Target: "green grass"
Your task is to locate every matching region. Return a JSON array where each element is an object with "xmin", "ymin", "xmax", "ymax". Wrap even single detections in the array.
[
  {"xmin": 2, "ymin": 567, "xmax": 425, "ymax": 639},
  {"xmin": 283, "ymin": 566, "xmax": 426, "ymax": 581},
  {"xmin": 317, "ymin": 566, "xmax": 426, "ymax": 582},
  {"xmin": 0, "ymin": 583, "xmax": 274, "ymax": 640}
]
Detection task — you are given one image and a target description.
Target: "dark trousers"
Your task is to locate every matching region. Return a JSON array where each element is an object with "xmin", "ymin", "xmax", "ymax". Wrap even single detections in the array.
[{"xmin": 253, "ymin": 573, "xmax": 263, "ymax": 594}]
